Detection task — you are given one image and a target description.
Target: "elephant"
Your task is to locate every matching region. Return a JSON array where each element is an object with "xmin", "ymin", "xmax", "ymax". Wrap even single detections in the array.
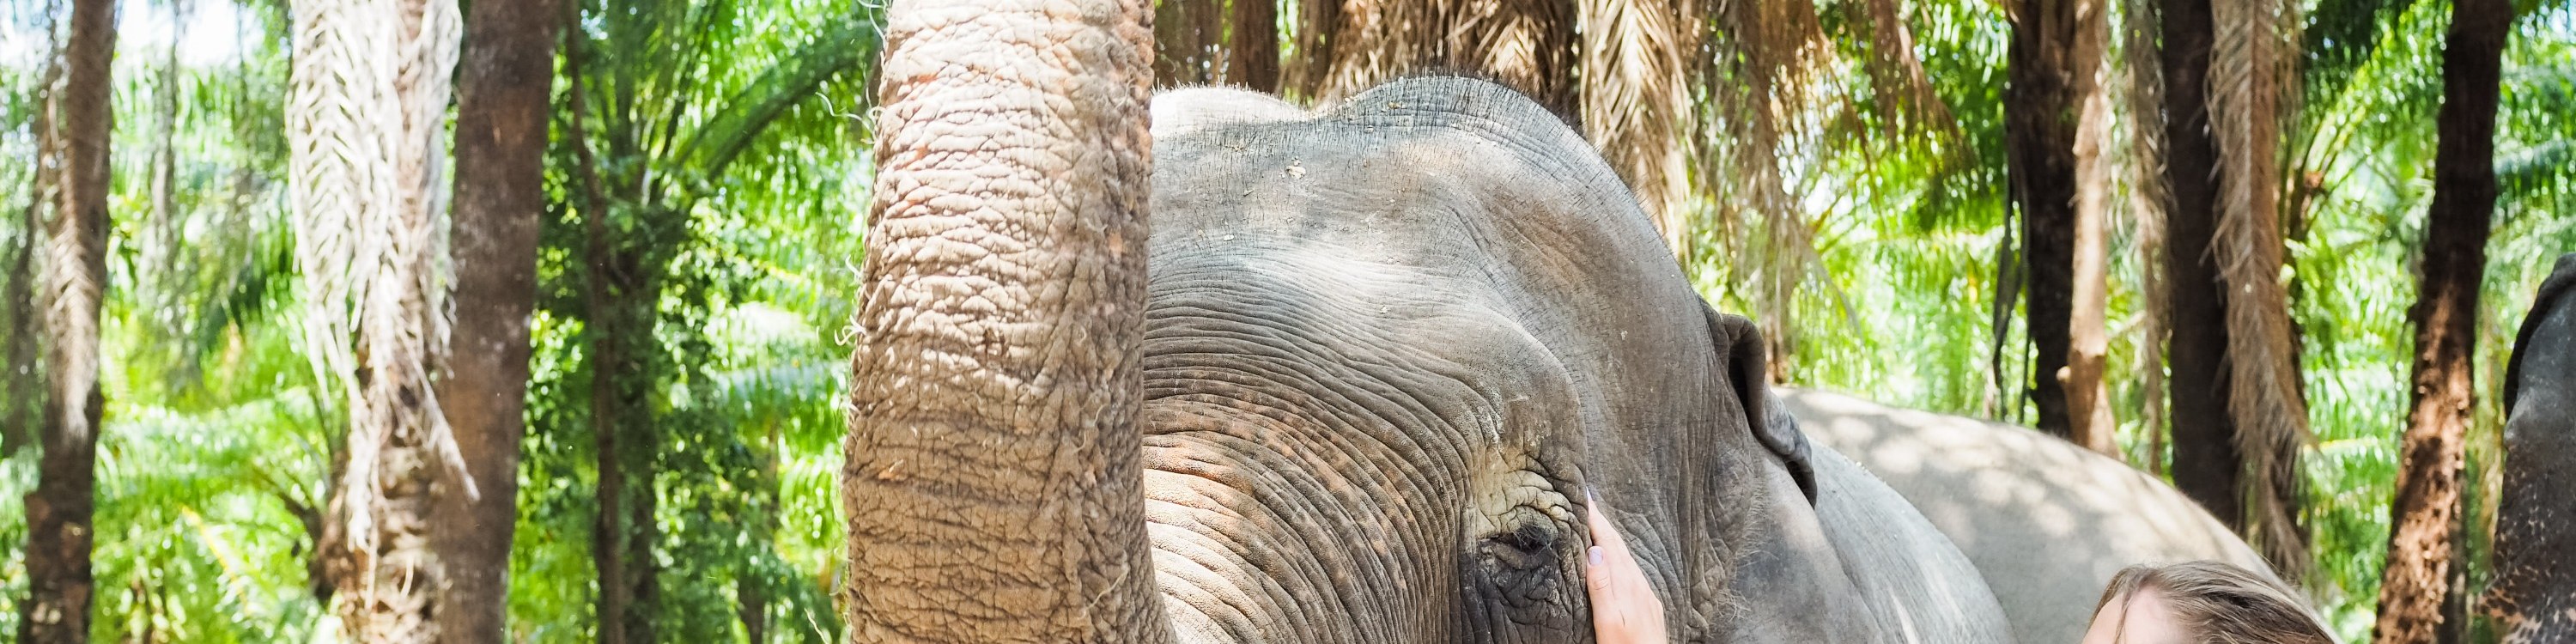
[
  {"xmin": 2488, "ymin": 253, "xmax": 2576, "ymax": 643},
  {"xmin": 839, "ymin": 0, "xmax": 2014, "ymax": 637},
  {"xmin": 1779, "ymin": 388, "xmax": 2282, "ymax": 644},
  {"xmin": 1139, "ymin": 78, "xmax": 2014, "ymax": 642}
]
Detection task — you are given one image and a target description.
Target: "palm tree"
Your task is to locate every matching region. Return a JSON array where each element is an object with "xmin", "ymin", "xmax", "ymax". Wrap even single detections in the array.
[
  {"xmin": 17, "ymin": 0, "xmax": 114, "ymax": 639},
  {"xmin": 2145, "ymin": 0, "xmax": 2311, "ymax": 582},
  {"xmin": 288, "ymin": 0, "xmax": 465, "ymax": 637},
  {"xmin": 2371, "ymin": 0, "xmax": 2512, "ymax": 640},
  {"xmin": 552, "ymin": 0, "xmax": 878, "ymax": 637},
  {"xmin": 431, "ymin": 0, "xmax": 558, "ymax": 639}
]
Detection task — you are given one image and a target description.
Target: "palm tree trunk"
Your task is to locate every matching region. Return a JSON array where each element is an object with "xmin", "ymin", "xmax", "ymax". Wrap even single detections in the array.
[
  {"xmin": 2004, "ymin": 0, "xmax": 2109, "ymax": 443},
  {"xmin": 432, "ymin": 0, "xmax": 558, "ymax": 639},
  {"xmin": 2372, "ymin": 0, "xmax": 2510, "ymax": 640},
  {"xmin": 2158, "ymin": 0, "xmax": 2246, "ymax": 536},
  {"xmin": 841, "ymin": 0, "xmax": 1168, "ymax": 641},
  {"xmin": 2207, "ymin": 0, "xmax": 2309, "ymax": 581},
  {"xmin": 1228, "ymin": 0, "xmax": 1280, "ymax": 92},
  {"xmin": 17, "ymin": 0, "xmax": 112, "ymax": 639},
  {"xmin": 289, "ymin": 0, "xmax": 465, "ymax": 636}
]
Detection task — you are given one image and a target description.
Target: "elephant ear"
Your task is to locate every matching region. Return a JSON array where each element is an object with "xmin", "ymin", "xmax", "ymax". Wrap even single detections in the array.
[
  {"xmin": 2506, "ymin": 253, "xmax": 2576, "ymax": 412},
  {"xmin": 1704, "ymin": 305, "xmax": 1819, "ymax": 504}
]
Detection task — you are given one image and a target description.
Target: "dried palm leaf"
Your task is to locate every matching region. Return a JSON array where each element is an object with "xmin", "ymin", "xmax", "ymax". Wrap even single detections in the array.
[
  {"xmin": 1580, "ymin": 0, "xmax": 1698, "ymax": 256},
  {"xmin": 289, "ymin": 0, "xmax": 468, "ymax": 635},
  {"xmin": 2205, "ymin": 0, "xmax": 2312, "ymax": 583}
]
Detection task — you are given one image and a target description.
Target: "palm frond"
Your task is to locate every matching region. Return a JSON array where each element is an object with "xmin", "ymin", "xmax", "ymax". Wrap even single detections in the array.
[
  {"xmin": 287, "ymin": 0, "xmax": 469, "ymax": 634},
  {"xmin": 1579, "ymin": 0, "xmax": 1697, "ymax": 256},
  {"xmin": 2207, "ymin": 0, "xmax": 2314, "ymax": 583}
]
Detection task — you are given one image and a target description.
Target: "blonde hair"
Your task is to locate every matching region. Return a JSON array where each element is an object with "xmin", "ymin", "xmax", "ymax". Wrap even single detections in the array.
[{"xmin": 2094, "ymin": 561, "xmax": 2336, "ymax": 644}]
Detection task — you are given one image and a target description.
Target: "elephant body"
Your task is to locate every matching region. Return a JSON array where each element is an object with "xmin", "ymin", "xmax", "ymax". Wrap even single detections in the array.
[
  {"xmin": 1133, "ymin": 78, "xmax": 2011, "ymax": 642},
  {"xmin": 2489, "ymin": 254, "xmax": 2576, "ymax": 643},
  {"xmin": 1782, "ymin": 388, "xmax": 2275, "ymax": 644}
]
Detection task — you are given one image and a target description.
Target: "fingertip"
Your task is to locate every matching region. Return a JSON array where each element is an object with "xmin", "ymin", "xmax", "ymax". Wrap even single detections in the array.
[{"xmin": 1588, "ymin": 545, "xmax": 1606, "ymax": 568}]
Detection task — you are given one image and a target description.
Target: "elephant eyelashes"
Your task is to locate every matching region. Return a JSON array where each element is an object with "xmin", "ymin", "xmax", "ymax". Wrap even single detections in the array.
[{"xmin": 1485, "ymin": 523, "xmax": 1559, "ymax": 562}]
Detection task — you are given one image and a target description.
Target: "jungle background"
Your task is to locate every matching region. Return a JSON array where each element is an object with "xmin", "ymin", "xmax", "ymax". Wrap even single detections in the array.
[{"xmin": 0, "ymin": 0, "xmax": 2569, "ymax": 640}]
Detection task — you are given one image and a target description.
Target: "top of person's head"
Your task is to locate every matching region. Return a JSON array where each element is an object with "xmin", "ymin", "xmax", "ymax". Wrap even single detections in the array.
[{"xmin": 2093, "ymin": 561, "xmax": 2336, "ymax": 644}]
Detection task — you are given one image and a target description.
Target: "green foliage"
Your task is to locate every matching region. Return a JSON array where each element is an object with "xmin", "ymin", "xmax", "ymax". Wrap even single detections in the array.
[{"xmin": 7, "ymin": 0, "xmax": 2575, "ymax": 641}]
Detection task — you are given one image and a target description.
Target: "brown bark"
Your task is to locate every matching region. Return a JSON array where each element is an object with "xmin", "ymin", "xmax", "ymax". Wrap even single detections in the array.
[
  {"xmin": 19, "ymin": 0, "xmax": 112, "ymax": 639},
  {"xmin": 2158, "ymin": 0, "xmax": 2245, "ymax": 533},
  {"xmin": 2006, "ymin": 0, "xmax": 2107, "ymax": 441},
  {"xmin": 1228, "ymin": 0, "xmax": 1280, "ymax": 92},
  {"xmin": 289, "ymin": 0, "xmax": 465, "ymax": 635},
  {"xmin": 2371, "ymin": 0, "xmax": 2509, "ymax": 640},
  {"xmin": 842, "ymin": 0, "xmax": 1167, "ymax": 641},
  {"xmin": 431, "ymin": 0, "xmax": 559, "ymax": 639},
  {"xmin": 2069, "ymin": 101, "xmax": 2117, "ymax": 458}
]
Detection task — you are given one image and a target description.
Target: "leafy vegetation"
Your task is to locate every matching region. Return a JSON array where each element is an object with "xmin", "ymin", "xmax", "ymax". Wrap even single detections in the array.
[{"xmin": 0, "ymin": 0, "xmax": 2572, "ymax": 641}]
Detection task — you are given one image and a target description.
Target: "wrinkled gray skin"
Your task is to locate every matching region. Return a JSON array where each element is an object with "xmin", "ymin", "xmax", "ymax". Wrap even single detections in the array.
[
  {"xmin": 2488, "ymin": 253, "xmax": 2576, "ymax": 644},
  {"xmin": 1781, "ymin": 389, "xmax": 2281, "ymax": 644},
  {"xmin": 1140, "ymin": 79, "xmax": 2012, "ymax": 643}
]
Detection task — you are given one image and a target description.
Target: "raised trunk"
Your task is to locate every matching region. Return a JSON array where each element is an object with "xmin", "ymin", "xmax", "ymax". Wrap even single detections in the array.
[
  {"xmin": 2158, "ymin": 0, "xmax": 2245, "ymax": 532},
  {"xmin": 432, "ymin": 0, "xmax": 558, "ymax": 638},
  {"xmin": 18, "ymin": 0, "xmax": 112, "ymax": 639},
  {"xmin": 2372, "ymin": 0, "xmax": 2508, "ymax": 640},
  {"xmin": 841, "ymin": 0, "xmax": 1165, "ymax": 641},
  {"xmin": 2004, "ymin": 0, "xmax": 2107, "ymax": 441}
]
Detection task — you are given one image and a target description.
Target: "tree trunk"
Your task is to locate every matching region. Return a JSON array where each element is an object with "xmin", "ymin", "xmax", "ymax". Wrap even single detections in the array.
[
  {"xmin": 2005, "ymin": 0, "xmax": 2110, "ymax": 444},
  {"xmin": 432, "ymin": 0, "xmax": 558, "ymax": 638},
  {"xmin": 1227, "ymin": 0, "xmax": 1279, "ymax": 92},
  {"xmin": 841, "ymin": 0, "xmax": 1167, "ymax": 641},
  {"xmin": 2208, "ymin": 0, "xmax": 2309, "ymax": 580},
  {"xmin": 2065, "ymin": 5, "xmax": 2118, "ymax": 457},
  {"xmin": 18, "ymin": 0, "xmax": 112, "ymax": 639},
  {"xmin": 289, "ymin": 0, "xmax": 464, "ymax": 636},
  {"xmin": 2372, "ymin": 0, "xmax": 2508, "ymax": 640},
  {"xmin": 2158, "ymin": 0, "xmax": 2245, "ymax": 534}
]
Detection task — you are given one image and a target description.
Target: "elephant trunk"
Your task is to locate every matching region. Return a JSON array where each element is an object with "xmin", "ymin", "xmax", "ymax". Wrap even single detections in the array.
[{"xmin": 841, "ymin": 0, "xmax": 1167, "ymax": 641}]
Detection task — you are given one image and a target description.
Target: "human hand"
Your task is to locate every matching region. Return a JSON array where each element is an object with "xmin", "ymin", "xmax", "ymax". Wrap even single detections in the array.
[{"xmin": 1584, "ymin": 494, "xmax": 1667, "ymax": 644}]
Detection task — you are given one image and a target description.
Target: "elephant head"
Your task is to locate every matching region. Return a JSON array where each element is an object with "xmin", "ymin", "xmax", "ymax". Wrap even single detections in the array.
[
  {"xmin": 844, "ymin": 1, "xmax": 1892, "ymax": 641},
  {"xmin": 1134, "ymin": 80, "xmax": 1868, "ymax": 643},
  {"xmin": 2488, "ymin": 253, "xmax": 2576, "ymax": 644}
]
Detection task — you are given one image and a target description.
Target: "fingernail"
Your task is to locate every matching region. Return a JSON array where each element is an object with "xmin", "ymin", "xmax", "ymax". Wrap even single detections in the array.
[
  {"xmin": 1588, "ymin": 546, "xmax": 1605, "ymax": 567},
  {"xmin": 1586, "ymin": 488, "xmax": 1599, "ymax": 506}
]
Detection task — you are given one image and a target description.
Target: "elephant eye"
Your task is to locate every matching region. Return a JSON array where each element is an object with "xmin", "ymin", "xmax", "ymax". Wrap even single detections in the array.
[
  {"xmin": 1492, "ymin": 523, "xmax": 1554, "ymax": 555},
  {"xmin": 1466, "ymin": 515, "xmax": 1581, "ymax": 637},
  {"xmin": 1481, "ymin": 521, "xmax": 1560, "ymax": 569}
]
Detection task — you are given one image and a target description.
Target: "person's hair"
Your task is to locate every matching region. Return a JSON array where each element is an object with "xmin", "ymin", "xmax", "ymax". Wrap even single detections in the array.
[{"xmin": 2093, "ymin": 561, "xmax": 2336, "ymax": 644}]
